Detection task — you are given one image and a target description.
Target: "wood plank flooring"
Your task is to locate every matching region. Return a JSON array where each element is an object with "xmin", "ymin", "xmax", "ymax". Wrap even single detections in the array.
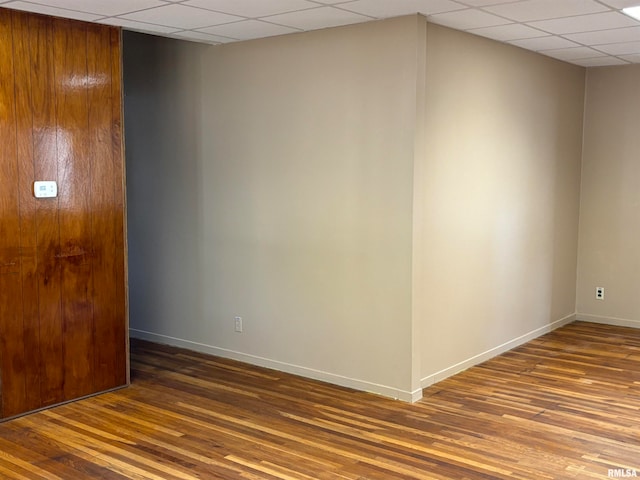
[{"xmin": 0, "ymin": 321, "xmax": 639, "ymax": 479}]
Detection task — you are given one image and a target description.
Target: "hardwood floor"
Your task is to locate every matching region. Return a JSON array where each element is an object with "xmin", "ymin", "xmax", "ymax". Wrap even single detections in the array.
[{"xmin": 0, "ymin": 321, "xmax": 639, "ymax": 479}]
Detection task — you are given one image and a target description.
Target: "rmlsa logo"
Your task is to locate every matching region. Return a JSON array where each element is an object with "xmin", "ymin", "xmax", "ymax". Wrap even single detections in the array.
[{"xmin": 609, "ymin": 469, "xmax": 638, "ymax": 478}]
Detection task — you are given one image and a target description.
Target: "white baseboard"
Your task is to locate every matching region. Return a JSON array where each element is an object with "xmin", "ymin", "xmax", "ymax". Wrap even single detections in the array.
[
  {"xmin": 131, "ymin": 314, "xmax": 578, "ymax": 403},
  {"xmin": 420, "ymin": 313, "xmax": 576, "ymax": 389},
  {"xmin": 129, "ymin": 329, "xmax": 421, "ymax": 403},
  {"xmin": 575, "ymin": 313, "xmax": 640, "ymax": 329}
]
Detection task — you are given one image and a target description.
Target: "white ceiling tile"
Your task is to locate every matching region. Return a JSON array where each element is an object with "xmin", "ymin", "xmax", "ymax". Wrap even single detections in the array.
[
  {"xmin": 527, "ymin": 12, "xmax": 637, "ymax": 35},
  {"xmin": 619, "ymin": 53, "xmax": 640, "ymax": 62},
  {"xmin": 119, "ymin": 4, "xmax": 243, "ymax": 29},
  {"xmin": 98, "ymin": 17, "xmax": 181, "ymax": 33},
  {"xmin": 429, "ymin": 9, "xmax": 511, "ymax": 29},
  {"xmin": 182, "ymin": 0, "xmax": 317, "ymax": 18},
  {"xmin": 595, "ymin": 40, "xmax": 640, "ymax": 54},
  {"xmin": 265, "ymin": 6, "xmax": 370, "ymax": 30},
  {"xmin": 198, "ymin": 19, "xmax": 300, "ymax": 40},
  {"xmin": 2, "ymin": 0, "xmax": 639, "ymax": 67},
  {"xmin": 597, "ymin": 0, "xmax": 640, "ymax": 8},
  {"xmin": 468, "ymin": 22, "xmax": 546, "ymax": 41},
  {"xmin": 1, "ymin": 1, "xmax": 101, "ymax": 21},
  {"xmin": 509, "ymin": 35, "xmax": 580, "ymax": 50},
  {"xmin": 564, "ymin": 26, "xmax": 640, "ymax": 45},
  {"xmin": 17, "ymin": 0, "xmax": 167, "ymax": 16},
  {"xmin": 338, "ymin": 0, "xmax": 465, "ymax": 18},
  {"xmin": 171, "ymin": 30, "xmax": 233, "ymax": 43},
  {"xmin": 540, "ymin": 46, "xmax": 605, "ymax": 60},
  {"xmin": 574, "ymin": 56, "xmax": 629, "ymax": 66},
  {"xmin": 456, "ymin": 0, "xmax": 525, "ymax": 6},
  {"xmin": 485, "ymin": 0, "xmax": 609, "ymax": 22}
]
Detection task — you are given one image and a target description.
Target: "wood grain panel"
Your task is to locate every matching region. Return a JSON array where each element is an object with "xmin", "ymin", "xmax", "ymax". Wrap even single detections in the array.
[
  {"xmin": 11, "ymin": 10, "xmax": 42, "ymax": 413},
  {"xmin": 28, "ymin": 12, "xmax": 65, "ymax": 407},
  {"xmin": 86, "ymin": 24, "xmax": 121, "ymax": 392},
  {"xmin": 53, "ymin": 18, "xmax": 96, "ymax": 401},
  {"xmin": 1, "ymin": 322, "xmax": 639, "ymax": 479},
  {"xmin": 110, "ymin": 27, "xmax": 128, "ymax": 387},
  {"xmin": 0, "ymin": 8, "xmax": 127, "ymax": 418},
  {"xmin": 0, "ymin": 8, "xmax": 27, "ymax": 418}
]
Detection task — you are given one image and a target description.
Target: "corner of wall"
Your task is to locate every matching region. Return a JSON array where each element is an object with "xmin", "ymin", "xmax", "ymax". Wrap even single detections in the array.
[
  {"xmin": 420, "ymin": 313, "xmax": 576, "ymax": 389},
  {"xmin": 410, "ymin": 10, "xmax": 429, "ymax": 403}
]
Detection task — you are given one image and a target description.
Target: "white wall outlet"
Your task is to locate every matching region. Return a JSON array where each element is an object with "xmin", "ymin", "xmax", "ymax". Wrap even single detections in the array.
[
  {"xmin": 234, "ymin": 316, "xmax": 243, "ymax": 333},
  {"xmin": 595, "ymin": 287, "xmax": 604, "ymax": 300}
]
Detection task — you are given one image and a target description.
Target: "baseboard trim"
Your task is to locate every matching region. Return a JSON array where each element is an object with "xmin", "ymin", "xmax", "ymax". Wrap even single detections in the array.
[
  {"xmin": 129, "ymin": 329, "xmax": 420, "ymax": 403},
  {"xmin": 420, "ymin": 313, "xmax": 576, "ymax": 389},
  {"xmin": 575, "ymin": 313, "xmax": 640, "ymax": 329}
]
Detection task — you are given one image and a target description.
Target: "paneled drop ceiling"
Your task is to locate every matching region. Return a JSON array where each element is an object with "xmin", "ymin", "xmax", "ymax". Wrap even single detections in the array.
[{"xmin": 1, "ymin": 0, "xmax": 640, "ymax": 67}]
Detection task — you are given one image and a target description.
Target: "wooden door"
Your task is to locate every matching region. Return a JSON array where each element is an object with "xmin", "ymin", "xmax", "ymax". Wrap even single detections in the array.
[{"xmin": 0, "ymin": 8, "xmax": 127, "ymax": 419}]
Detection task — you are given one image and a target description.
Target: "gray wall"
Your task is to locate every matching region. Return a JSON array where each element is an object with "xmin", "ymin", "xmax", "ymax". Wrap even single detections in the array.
[{"xmin": 124, "ymin": 32, "xmax": 205, "ymax": 339}]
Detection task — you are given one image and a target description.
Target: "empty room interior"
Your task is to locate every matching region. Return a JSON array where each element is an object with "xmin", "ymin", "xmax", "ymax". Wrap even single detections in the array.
[{"xmin": 0, "ymin": 0, "xmax": 639, "ymax": 478}]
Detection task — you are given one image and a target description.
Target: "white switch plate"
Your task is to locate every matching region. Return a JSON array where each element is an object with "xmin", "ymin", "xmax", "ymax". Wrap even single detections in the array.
[{"xmin": 34, "ymin": 181, "xmax": 57, "ymax": 198}]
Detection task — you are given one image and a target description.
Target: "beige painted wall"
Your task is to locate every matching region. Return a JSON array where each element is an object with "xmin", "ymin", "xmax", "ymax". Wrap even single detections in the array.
[
  {"xmin": 577, "ymin": 65, "xmax": 640, "ymax": 327},
  {"xmin": 417, "ymin": 25, "xmax": 585, "ymax": 383},
  {"xmin": 199, "ymin": 16, "xmax": 421, "ymax": 399},
  {"xmin": 125, "ymin": 17, "xmax": 589, "ymax": 401},
  {"xmin": 126, "ymin": 17, "xmax": 424, "ymax": 400}
]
